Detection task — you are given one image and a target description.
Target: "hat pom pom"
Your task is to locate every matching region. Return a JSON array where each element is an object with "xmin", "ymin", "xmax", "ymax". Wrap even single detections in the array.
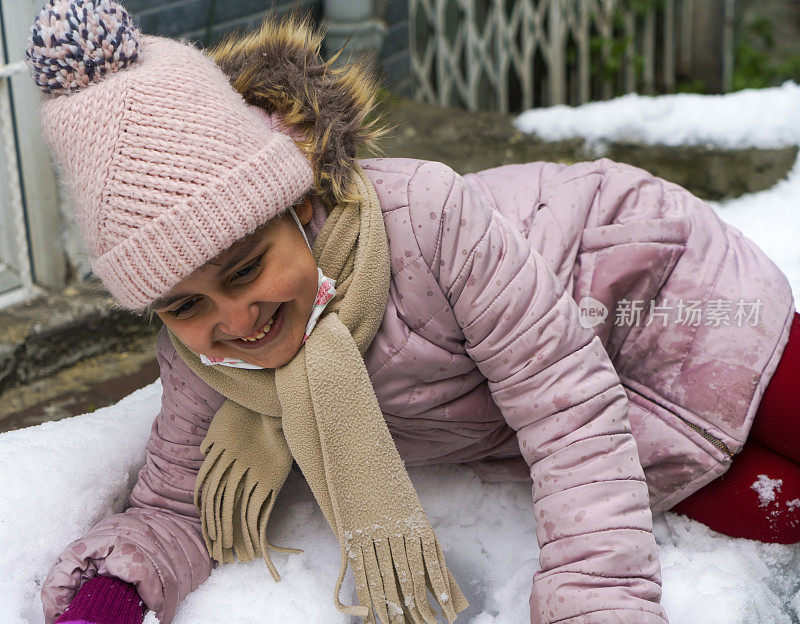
[{"xmin": 25, "ymin": 0, "xmax": 140, "ymax": 94}]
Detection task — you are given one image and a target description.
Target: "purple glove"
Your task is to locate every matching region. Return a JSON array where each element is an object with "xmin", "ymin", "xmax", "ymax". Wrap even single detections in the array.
[{"xmin": 54, "ymin": 575, "xmax": 144, "ymax": 624}]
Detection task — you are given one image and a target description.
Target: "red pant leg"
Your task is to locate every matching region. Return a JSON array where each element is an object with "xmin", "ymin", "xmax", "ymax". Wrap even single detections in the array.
[
  {"xmin": 669, "ymin": 311, "xmax": 800, "ymax": 543},
  {"xmin": 748, "ymin": 311, "xmax": 800, "ymax": 463},
  {"xmin": 671, "ymin": 438, "xmax": 800, "ymax": 543}
]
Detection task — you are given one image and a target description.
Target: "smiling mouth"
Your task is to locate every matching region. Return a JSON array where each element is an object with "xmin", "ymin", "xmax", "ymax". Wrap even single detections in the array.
[{"xmin": 237, "ymin": 306, "xmax": 282, "ymax": 342}]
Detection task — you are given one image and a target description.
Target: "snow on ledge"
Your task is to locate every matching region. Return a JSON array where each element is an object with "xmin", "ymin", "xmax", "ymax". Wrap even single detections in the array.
[{"xmin": 514, "ymin": 81, "xmax": 800, "ymax": 150}]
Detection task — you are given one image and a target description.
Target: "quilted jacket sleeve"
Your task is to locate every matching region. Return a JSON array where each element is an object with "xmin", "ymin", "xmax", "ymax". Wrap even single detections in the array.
[
  {"xmin": 41, "ymin": 326, "xmax": 224, "ymax": 624},
  {"xmin": 408, "ymin": 161, "xmax": 668, "ymax": 624}
]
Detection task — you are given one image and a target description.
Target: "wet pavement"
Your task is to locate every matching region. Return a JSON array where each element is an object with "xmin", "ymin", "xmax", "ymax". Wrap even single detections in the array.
[{"xmin": 0, "ymin": 334, "xmax": 159, "ymax": 433}]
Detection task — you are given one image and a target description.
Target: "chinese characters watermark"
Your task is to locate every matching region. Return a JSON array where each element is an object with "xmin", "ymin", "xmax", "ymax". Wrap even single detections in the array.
[{"xmin": 578, "ymin": 297, "xmax": 762, "ymax": 329}]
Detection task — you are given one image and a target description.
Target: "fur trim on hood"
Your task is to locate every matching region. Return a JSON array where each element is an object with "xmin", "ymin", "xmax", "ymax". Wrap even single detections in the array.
[{"xmin": 208, "ymin": 14, "xmax": 387, "ymax": 209}]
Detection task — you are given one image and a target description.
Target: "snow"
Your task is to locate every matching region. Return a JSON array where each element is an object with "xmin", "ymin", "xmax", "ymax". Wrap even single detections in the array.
[
  {"xmin": 514, "ymin": 80, "xmax": 800, "ymax": 150},
  {"xmin": 0, "ymin": 384, "xmax": 154, "ymax": 624},
  {"xmin": 4, "ymin": 85, "xmax": 800, "ymax": 623},
  {"xmin": 0, "ymin": 383, "xmax": 538, "ymax": 624},
  {"xmin": 752, "ymin": 474, "xmax": 784, "ymax": 508},
  {"xmin": 2, "ymin": 380, "xmax": 800, "ymax": 624}
]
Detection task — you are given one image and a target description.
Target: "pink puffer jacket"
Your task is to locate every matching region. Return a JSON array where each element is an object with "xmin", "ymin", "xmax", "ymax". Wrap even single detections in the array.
[{"xmin": 42, "ymin": 157, "xmax": 795, "ymax": 624}]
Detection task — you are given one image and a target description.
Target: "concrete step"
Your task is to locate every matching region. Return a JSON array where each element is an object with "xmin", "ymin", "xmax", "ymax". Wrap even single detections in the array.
[
  {"xmin": 0, "ymin": 277, "xmax": 158, "ymax": 396},
  {"xmin": 0, "ymin": 278, "xmax": 160, "ymax": 432},
  {"xmin": 0, "ymin": 332, "xmax": 159, "ymax": 433},
  {"xmin": 377, "ymin": 96, "xmax": 798, "ymax": 201}
]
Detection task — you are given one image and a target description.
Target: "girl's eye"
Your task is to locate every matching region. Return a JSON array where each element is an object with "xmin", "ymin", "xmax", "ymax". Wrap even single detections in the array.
[
  {"xmin": 231, "ymin": 256, "xmax": 264, "ymax": 281},
  {"xmin": 168, "ymin": 256, "xmax": 264, "ymax": 319},
  {"xmin": 169, "ymin": 299, "xmax": 196, "ymax": 318}
]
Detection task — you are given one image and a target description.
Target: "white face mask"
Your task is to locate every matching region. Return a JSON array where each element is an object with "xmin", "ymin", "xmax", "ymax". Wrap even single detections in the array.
[{"xmin": 198, "ymin": 205, "xmax": 337, "ymax": 370}]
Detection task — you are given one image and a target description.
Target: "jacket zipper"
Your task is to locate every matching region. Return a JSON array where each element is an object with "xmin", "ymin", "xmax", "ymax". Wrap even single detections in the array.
[
  {"xmin": 622, "ymin": 378, "xmax": 736, "ymax": 460},
  {"xmin": 676, "ymin": 416, "xmax": 734, "ymax": 459}
]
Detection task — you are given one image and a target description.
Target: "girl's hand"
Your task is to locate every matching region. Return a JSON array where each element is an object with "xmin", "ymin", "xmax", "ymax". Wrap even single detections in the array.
[{"xmin": 54, "ymin": 576, "xmax": 144, "ymax": 624}]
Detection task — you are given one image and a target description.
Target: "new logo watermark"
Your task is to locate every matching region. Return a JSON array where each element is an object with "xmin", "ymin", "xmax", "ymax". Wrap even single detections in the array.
[
  {"xmin": 577, "ymin": 297, "xmax": 762, "ymax": 329},
  {"xmin": 578, "ymin": 296, "xmax": 608, "ymax": 329}
]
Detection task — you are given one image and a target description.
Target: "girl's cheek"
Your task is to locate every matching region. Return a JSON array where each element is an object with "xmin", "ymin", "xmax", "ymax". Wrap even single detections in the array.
[
  {"xmin": 173, "ymin": 312, "xmax": 218, "ymax": 351},
  {"xmin": 265, "ymin": 269, "xmax": 308, "ymax": 300},
  {"xmin": 257, "ymin": 262, "xmax": 295, "ymax": 296},
  {"xmin": 184, "ymin": 325, "xmax": 213, "ymax": 354}
]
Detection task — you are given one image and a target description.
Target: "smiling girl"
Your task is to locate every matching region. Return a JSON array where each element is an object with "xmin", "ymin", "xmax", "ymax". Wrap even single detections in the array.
[
  {"xmin": 26, "ymin": 2, "xmax": 799, "ymax": 624},
  {"xmin": 152, "ymin": 198, "xmax": 320, "ymax": 370}
]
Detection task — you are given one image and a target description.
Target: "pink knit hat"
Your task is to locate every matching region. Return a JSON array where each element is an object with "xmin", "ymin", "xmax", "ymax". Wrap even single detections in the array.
[{"xmin": 25, "ymin": 0, "xmax": 314, "ymax": 311}]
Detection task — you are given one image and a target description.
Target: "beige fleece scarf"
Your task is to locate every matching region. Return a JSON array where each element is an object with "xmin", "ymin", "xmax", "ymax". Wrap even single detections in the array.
[{"xmin": 167, "ymin": 167, "xmax": 467, "ymax": 624}]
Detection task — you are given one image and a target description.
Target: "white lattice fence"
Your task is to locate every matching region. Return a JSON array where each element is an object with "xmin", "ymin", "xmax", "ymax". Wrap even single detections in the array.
[
  {"xmin": 0, "ymin": 58, "xmax": 36, "ymax": 308},
  {"xmin": 0, "ymin": 0, "xmax": 64, "ymax": 309},
  {"xmin": 409, "ymin": 0, "xmax": 728, "ymax": 112}
]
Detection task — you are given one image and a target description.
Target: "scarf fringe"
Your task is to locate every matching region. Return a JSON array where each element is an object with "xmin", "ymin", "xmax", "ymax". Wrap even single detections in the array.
[
  {"xmin": 171, "ymin": 167, "xmax": 466, "ymax": 622},
  {"xmin": 195, "ymin": 440, "xmax": 301, "ymax": 579},
  {"xmin": 333, "ymin": 533, "xmax": 468, "ymax": 624}
]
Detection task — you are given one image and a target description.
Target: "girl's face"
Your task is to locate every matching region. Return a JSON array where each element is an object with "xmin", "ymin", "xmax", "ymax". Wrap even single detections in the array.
[{"xmin": 153, "ymin": 197, "xmax": 319, "ymax": 369}]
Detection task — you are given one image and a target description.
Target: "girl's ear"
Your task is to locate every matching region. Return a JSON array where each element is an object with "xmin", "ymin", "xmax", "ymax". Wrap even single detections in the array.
[{"xmin": 296, "ymin": 195, "xmax": 314, "ymax": 226}]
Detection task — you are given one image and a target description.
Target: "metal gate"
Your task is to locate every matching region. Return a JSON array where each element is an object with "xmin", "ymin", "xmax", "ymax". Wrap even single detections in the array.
[
  {"xmin": 0, "ymin": 0, "xmax": 64, "ymax": 309},
  {"xmin": 409, "ymin": 0, "xmax": 736, "ymax": 113}
]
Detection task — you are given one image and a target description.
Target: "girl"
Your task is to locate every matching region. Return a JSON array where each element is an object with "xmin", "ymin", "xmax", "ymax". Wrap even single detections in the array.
[{"xmin": 25, "ymin": 1, "xmax": 797, "ymax": 624}]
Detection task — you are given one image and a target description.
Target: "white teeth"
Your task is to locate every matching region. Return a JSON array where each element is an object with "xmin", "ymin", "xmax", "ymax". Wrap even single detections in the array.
[{"xmin": 239, "ymin": 308, "xmax": 279, "ymax": 341}]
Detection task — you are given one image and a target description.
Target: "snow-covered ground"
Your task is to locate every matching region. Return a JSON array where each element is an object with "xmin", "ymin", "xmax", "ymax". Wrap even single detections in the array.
[
  {"xmin": 4, "ymin": 86, "xmax": 800, "ymax": 623},
  {"xmin": 3, "ymin": 382, "xmax": 799, "ymax": 624}
]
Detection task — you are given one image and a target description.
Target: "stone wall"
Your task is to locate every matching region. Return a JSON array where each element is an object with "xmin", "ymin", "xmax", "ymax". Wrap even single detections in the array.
[{"xmin": 124, "ymin": 0, "xmax": 319, "ymax": 45}]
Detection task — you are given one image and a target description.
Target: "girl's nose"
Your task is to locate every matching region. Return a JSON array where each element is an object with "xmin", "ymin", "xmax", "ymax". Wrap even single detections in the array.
[{"xmin": 215, "ymin": 296, "xmax": 260, "ymax": 339}]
